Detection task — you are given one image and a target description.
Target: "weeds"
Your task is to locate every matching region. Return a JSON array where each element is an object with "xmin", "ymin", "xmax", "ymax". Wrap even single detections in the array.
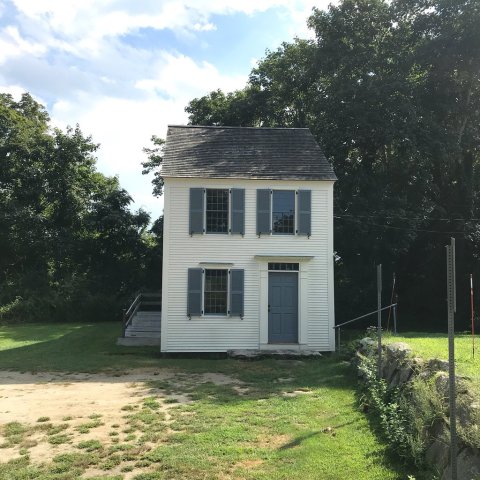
[{"xmin": 76, "ymin": 418, "xmax": 103, "ymax": 434}]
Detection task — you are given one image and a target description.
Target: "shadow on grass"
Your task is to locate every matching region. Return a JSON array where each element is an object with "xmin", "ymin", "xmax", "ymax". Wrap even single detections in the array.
[
  {"xmin": 279, "ymin": 431, "xmax": 322, "ymax": 450},
  {"xmin": 0, "ymin": 323, "xmax": 358, "ymax": 394},
  {"xmin": 0, "ymin": 322, "xmax": 161, "ymax": 373}
]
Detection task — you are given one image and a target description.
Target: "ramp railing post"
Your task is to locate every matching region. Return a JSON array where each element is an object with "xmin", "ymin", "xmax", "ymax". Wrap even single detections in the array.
[
  {"xmin": 446, "ymin": 238, "xmax": 457, "ymax": 480},
  {"xmin": 377, "ymin": 264, "xmax": 382, "ymax": 379},
  {"xmin": 393, "ymin": 295, "xmax": 398, "ymax": 335}
]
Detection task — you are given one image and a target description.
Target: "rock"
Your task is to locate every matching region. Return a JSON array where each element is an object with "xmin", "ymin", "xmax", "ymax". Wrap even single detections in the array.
[
  {"xmin": 396, "ymin": 365, "xmax": 414, "ymax": 385},
  {"xmin": 411, "ymin": 356, "xmax": 425, "ymax": 373},
  {"xmin": 425, "ymin": 437, "xmax": 450, "ymax": 472},
  {"xmin": 358, "ymin": 337, "xmax": 377, "ymax": 355},
  {"xmin": 227, "ymin": 349, "xmax": 322, "ymax": 360},
  {"xmin": 441, "ymin": 447, "xmax": 480, "ymax": 480},
  {"xmin": 457, "ymin": 397, "xmax": 480, "ymax": 429},
  {"xmin": 383, "ymin": 358, "xmax": 398, "ymax": 383},
  {"xmin": 385, "ymin": 342, "xmax": 412, "ymax": 359},
  {"xmin": 435, "ymin": 372, "xmax": 450, "ymax": 399},
  {"xmin": 428, "ymin": 358, "xmax": 450, "ymax": 373},
  {"xmin": 381, "ymin": 342, "xmax": 415, "ymax": 386},
  {"xmin": 434, "ymin": 372, "xmax": 472, "ymax": 404}
]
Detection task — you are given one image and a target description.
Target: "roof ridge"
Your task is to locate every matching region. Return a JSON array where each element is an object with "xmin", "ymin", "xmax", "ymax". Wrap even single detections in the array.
[{"xmin": 167, "ymin": 124, "xmax": 309, "ymax": 131}]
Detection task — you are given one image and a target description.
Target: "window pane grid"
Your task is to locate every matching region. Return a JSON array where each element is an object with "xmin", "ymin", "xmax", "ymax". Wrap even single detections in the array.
[
  {"xmin": 206, "ymin": 189, "xmax": 229, "ymax": 233},
  {"xmin": 272, "ymin": 191, "xmax": 295, "ymax": 234},
  {"xmin": 268, "ymin": 263, "xmax": 299, "ymax": 271},
  {"xmin": 204, "ymin": 269, "xmax": 228, "ymax": 314}
]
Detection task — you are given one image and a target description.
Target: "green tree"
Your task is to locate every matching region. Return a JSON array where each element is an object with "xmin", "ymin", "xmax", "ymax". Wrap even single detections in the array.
[
  {"xmin": 0, "ymin": 93, "xmax": 154, "ymax": 322},
  {"xmin": 184, "ymin": 0, "xmax": 480, "ymax": 327},
  {"xmin": 141, "ymin": 135, "xmax": 165, "ymax": 197}
]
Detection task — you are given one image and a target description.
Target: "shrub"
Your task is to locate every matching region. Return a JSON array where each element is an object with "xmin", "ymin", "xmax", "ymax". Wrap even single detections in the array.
[{"xmin": 358, "ymin": 355, "xmax": 444, "ymax": 468}]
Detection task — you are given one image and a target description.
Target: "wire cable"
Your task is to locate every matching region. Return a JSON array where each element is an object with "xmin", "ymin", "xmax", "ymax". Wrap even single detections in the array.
[{"xmin": 334, "ymin": 215, "xmax": 472, "ymax": 235}]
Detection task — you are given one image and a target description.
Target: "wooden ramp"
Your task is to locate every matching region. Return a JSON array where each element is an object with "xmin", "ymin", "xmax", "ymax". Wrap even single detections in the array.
[{"xmin": 117, "ymin": 293, "xmax": 161, "ymax": 347}]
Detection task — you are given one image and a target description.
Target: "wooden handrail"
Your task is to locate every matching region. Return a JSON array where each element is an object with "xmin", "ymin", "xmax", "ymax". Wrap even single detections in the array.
[
  {"xmin": 122, "ymin": 292, "xmax": 162, "ymax": 338},
  {"xmin": 125, "ymin": 294, "xmax": 142, "ymax": 319}
]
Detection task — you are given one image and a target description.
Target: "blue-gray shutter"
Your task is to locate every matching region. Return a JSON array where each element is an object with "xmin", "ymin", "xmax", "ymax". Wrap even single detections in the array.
[
  {"xmin": 297, "ymin": 190, "xmax": 311, "ymax": 236},
  {"xmin": 231, "ymin": 189, "xmax": 245, "ymax": 235},
  {"xmin": 229, "ymin": 269, "xmax": 244, "ymax": 317},
  {"xmin": 256, "ymin": 189, "xmax": 271, "ymax": 235},
  {"xmin": 187, "ymin": 268, "xmax": 203, "ymax": 316},
  {"xmin": 189, "ymin": 188, "xmax": 204, "ymax": 234}
]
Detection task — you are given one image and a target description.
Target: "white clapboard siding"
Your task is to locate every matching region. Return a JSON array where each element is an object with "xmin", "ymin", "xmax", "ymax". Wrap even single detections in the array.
[{"xmin": 161, "ymin": 177, "xmax": 335, "ymax": 352}]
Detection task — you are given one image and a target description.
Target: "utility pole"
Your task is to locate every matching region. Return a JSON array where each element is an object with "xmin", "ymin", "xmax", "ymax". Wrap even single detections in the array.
[
  {"xmin": 446, "ymin": 238, "xmax": 457, "ymax": 480},
  {"xmin": 377, "ymin": 264, "xmax": 382, "ymax": 379},
  {"xmin": 471, "ymin": 274, "xmax": 475, "ymax": 359}
]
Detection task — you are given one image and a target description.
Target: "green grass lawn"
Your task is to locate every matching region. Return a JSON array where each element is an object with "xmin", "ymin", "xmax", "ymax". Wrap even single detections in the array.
[
  {"xmin": 0, "ymin": 322, "xmax": 410, "ymax": 479},
  {"xmin": 384, "ymin": 331, "xmax": 480, "ymax": 380}
]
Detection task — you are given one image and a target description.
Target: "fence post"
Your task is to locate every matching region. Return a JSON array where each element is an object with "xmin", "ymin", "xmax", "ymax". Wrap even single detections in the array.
[
  {"xmin": 377, "ymin": 264, "xmax": 382, "ymax": 379},
  {"xmin": 446, "ymin": 238, "xmax": 457, "ymax": 480},
  {"xmin": 393, "ymin": 303, "xmax": 397, "ymax": 335}
]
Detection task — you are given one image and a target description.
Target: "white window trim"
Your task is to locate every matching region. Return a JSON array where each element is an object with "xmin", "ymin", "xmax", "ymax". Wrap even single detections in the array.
[
  {"xmin": 271, "ymin": 189, "xmax": 296, "ymax": 235},
  {"xmin": 263, "ymin": 189, "xmax": 301, "ymax": 236},
  {"xmin": 204, "ymin": 188, "xmax": 230, "ymax": 235},
  {"xmin": 202, "ymin": 267, "xmax": 230, "ymax": 317}
]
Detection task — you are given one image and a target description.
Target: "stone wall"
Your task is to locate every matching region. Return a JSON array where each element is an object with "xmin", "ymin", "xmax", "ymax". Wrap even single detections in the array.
[{"xmin": 355, "ymin": 338, "xmax": 480, "ymax": 480}]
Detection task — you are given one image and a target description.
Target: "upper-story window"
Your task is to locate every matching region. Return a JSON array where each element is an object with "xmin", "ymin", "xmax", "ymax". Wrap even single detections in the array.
[
  {"xmin": 206, "ymin": 189, "xmax": 229, "ymax": 233},
  {"xmin": 272, "ymin": 190, "xmax": 295, "ymax": 234},
  {"xmin": 189, "ymin": 188, "xmax": 245, "ymax": 236},
  {"xmin": 257, "ymin": 189, "xmax": 311, "ymax": 237}
]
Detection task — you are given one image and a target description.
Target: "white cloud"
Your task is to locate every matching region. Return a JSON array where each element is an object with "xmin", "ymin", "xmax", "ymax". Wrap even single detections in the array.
[
  {"xmin": 49, "ymin": 52, "xmax": 247, "ymax": 218},
  {"xmin": 8, "ymin": 1, "xmax": 318, "ymax": 53},
  {"xmin": 0, "ymin": 25, "xmax": 46, "ymax": 63},
  {"xmin": 135, "ymin": 52, "xmax": 246, "ymax": 100},
  {"xmin": 0, "ymin": 0, "xmax": 330, "ymax": 219}
]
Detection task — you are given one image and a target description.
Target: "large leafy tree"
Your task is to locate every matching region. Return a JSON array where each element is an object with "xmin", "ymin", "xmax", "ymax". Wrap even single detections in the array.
[
  {"xmin": 184, "ymin": 0, "xmax": 480, "ymax": 327},
  {"xmin": 0, "ymin": 93, "xmax": 155, "ymax": 322}
]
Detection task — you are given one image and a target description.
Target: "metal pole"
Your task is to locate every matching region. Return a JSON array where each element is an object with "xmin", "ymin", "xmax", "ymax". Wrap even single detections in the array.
[
  {"xmin": 446, "ymin": 238, "xmax": 457, "ymax": 480},
  {"xmin": 471, "ymin": 274, "xmax": 475, "ymax": 359},
  {"xmin": 337, "ymin": 327, "xmax": 341, "ymax": 353},
  {"xmin": 393, "ymin": 302, "xmax": 397, "ymax": 335},
  {"xmin": 387, "ymin": 272, "xmax": 396, "ymax": 331},
  {"xmin": 377, "ymin": 264, "xmax": 382, "ymax": 379}
]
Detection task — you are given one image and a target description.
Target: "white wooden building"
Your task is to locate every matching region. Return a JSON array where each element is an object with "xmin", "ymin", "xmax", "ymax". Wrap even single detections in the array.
[{"xmin": 160, "ymin": 125, "xmax": 336, "ymax": 352}]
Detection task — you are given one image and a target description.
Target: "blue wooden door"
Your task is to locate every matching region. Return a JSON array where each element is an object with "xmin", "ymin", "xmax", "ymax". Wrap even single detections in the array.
[{"xmin": 268, "ymin": 272, "xmax": 298, "ymax": 343}]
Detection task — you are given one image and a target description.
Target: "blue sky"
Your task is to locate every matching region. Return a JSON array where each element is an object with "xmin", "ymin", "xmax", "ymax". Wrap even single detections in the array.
[{"xmin": 0, "ymin": 0, "xmax": 334, "ymax": 219}]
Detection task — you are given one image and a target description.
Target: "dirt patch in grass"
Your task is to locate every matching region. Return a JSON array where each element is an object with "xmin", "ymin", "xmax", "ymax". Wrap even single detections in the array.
[
  {"xmin": 0, "ymin": 369, "xmax": 175, "ymax": 463},
  {"xmin": 256, "ymin": 433, "xmax": 291, "ymax": 449},
  {"xmin": 0, "ymin": 369, "xmax": 241, "ymax": 466}
]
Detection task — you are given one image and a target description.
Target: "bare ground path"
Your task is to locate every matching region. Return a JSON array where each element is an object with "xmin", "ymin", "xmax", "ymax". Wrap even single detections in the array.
[
  {"xmin": 0, "ymin": 323, "xmax": 405, "ymax": 479},
  {"xmin": 0, "ymin": 369, "xmax": 241, "ymax": 465}
]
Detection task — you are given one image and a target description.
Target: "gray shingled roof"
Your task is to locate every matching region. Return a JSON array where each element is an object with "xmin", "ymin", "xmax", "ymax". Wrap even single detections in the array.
[{"xmin": 161, "ymin": 125, "xmax": 336, "ymax": 181}]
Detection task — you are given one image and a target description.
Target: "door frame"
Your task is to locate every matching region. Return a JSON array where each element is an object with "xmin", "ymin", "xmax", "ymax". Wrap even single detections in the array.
[
  {"xmin": 268, "ymin": 270, "xmax": 299, "ymax": 344},
  {"xmin": 256, "ymin": 255, "xmax": 312, "ymax": 349}
]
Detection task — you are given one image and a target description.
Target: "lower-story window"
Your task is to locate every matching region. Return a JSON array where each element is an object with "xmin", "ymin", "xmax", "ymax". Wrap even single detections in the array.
[
  {"xmin": 187, "ymin": 267, "xmax": 244, "ymax": 317},
  {"xmin": 204, "ymin": 269, "xmax": 228, "ymax": 315}
]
